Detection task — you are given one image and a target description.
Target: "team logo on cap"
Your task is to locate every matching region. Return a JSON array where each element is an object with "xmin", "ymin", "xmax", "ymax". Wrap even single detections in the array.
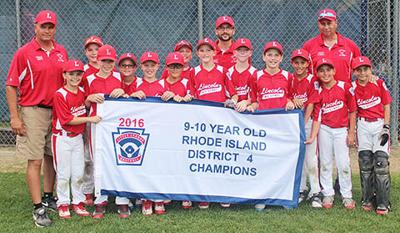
[
  {"xmin": 46, "ymin": 13, "xmax": 52, "ymax": 19},
  {"xmin": 297, "ymin": 49, "xmax": 302, "ymax": 54},
  {"xmin": 112, "ymin": 127, "xmax": 150, "ymax": 166},
  {"xmin": 106, "ymin": 49, "xmax": 111, "ymax": 55},
  {"xmin": 358, "ymin": 57, "xmax": 364, "ymax": 62},
  {"xmin": 147, "ymin": 52, "xmax": 152, "ymax": 57},
  {"xmin": 74, "ymin": 61, "xmax": 79, "ymax": 67},
  {"xmin": 272, "ymin": 42, "xmax": 277, "ymax": 47}
]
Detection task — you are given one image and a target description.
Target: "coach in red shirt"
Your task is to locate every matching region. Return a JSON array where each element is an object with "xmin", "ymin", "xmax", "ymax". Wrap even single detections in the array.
[
  {"xmin": 6, "ymin": 10, "xmax": 67, "ymax": 227},
  {"xmin": 303, "ymin": 8, "xmax": 361, "ymax": 83},
  {"xmin": 214, "ymin": 15, "xmax": 236, "ymax": 69}
]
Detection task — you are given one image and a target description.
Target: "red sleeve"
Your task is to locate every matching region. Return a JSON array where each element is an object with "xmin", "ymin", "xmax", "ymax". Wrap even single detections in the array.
[
  {"xmin": 345, "ymin": 84, "xmax": 357, "ymax": 112},
  {"xmin": 6, "ymin": 49, "xmax": 26, "ymax": 87},
  {"xmin": 160, "ymin": 68, "xmax": 169, "ymax": 80},
  {"xmin": 379, "ymin": 79, "xmax": 392, "ymax": 105},
  {"xmin": 306, "ymin": 77, "xmax": 320, "ymax": 104},
  {"xmin": 53, "ymin": 92, "xmax": 74, "ymax": 126},
  {"xmin": 189, "ymin": 68, "xmax": 197, "ymax": 98},
  {"xmin": 313, "ymin": 101, "xmax": 322, "ymax": 121},
  {"xmin": 249, "ymin": 73, "xmax": 258, "ymax": 103},
  {"xmin": 224, "ymin": 69, "xmax": 237, "ymax": 97},
  {"xmin": 287, "ymin": 73, "xmax": 294, "ymax": 99},
  {"xmin": 82, "ymin": 77, "xmax": 90, "ymax": 97}
]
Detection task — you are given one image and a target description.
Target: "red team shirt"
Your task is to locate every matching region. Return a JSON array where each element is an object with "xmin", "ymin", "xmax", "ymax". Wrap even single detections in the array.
[
  {"xmin": 165, "ymin": 78, "xmax": 190, "ymax": 97},
  {"xmin": 84, "ymin": 71, "xmax": 123, "ymax": 115},
  {"xmin": 227, "ymin": 65, "xmax": 257, "ymax": 102},
  {"xmin": 249, "ymin": 69, "xmax": 293, "ymax": 110},
  {"xmin": 352, "ymin": 79, "xmax": 392, "ymax": 119},
  {"xmin": 189, "ymin": 65, "xmax": 236, "ymax": 102},
  {"xmin": 122, "ymin": 77, "xmax": 138, "ymax": 95},
  {"xmin": 303, "ymin": 33, "xmax": 361, "ymax": 83},
  {"xmin": 6, "ymin": 38, "xmax": 68, "ymax": 107},
  {"xmin": 315, "ymin": 81, "xmax": 357, "ymax": 128},
  {"xmin": 135, "ymin": 78, "xmax": 166, "ymax": 97},
  {"xmin": 291, "ymin": 74, "xmax": 320, "ymax": 107},
  {"xmin": 214, "ymin": 40, "xmax": 235, "ymax": 69},
  {"xmin": 52, "ymin": 87, "xmax": 87, "ymax": 135},
  {"xmin": 160, "ymin": 67, "xmax": 193, "ymax": 80}
]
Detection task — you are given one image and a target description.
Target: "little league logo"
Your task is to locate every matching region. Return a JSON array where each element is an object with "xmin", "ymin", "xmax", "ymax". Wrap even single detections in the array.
[{"xmin": 112, "ymin": 128, "xmax": 150, "ymax": 166}]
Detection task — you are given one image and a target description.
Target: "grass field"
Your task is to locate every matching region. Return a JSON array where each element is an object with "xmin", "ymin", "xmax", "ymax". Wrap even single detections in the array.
[{"xmin": 1, "ymin": 147, "xmax": 400, "ymax": 232}]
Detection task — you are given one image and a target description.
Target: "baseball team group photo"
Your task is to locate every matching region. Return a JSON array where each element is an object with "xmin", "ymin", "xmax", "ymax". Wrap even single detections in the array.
[{"xmin": 1, "ymin": 1, "xmax": 400, "ymax": 232}]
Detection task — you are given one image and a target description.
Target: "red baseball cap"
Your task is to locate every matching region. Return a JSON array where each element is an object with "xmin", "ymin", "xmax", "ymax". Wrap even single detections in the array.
[
  {"xmin": 118, "ymin": 53, "xmax": 138, "ymax": 66},
  {"xmin": 35, "ymin": 10, "xmax": 57, "ymax": 25},
  {"xmin": 84, "ymin": 35, "xmax": 104, "ymax": 48},
  {"xmin": 166, "ymin": 52, "xmax": 185, "ymax": 66},
  {"xmin": 318, "ymin": 9, "xmax": 337, "ymax": 21},
  {"xmin": 97, "ymin": 44, "xmax": 117, "ymax": 61},
  {"xmin": 352, "ymin": 56, "xmax": 372, "ymax": 70},
  {"xmin": 316, "ymin": 58, "xmax": 335, "ymax": 70},
  {"xmin": 140, "ymin": 52, "xmax": 160, "ymax": 64},
  {"xmin": 263, "ymin": 41, "xmax": 283, "ymax": 55},
  {"xmin": 63, "ymin": 60, "xmax": 84, "ymax": 72},
  {"xmin": 196, "ymin": 37, "xmax": 216, "ymax": 51},
  {"xmin": 234, "ymin": 38, "xmax": 253, "ymax": 50},
  {"xmin": 291, "ymin": 48, "xmax": 310, "ymax": 61},
  {"xmin": 174, "ymin": 40, "xmax": 193, "ymax": 52},
  {"xmin": 215, "ymin": 15, "xmax": 235, "ymax": 28}
]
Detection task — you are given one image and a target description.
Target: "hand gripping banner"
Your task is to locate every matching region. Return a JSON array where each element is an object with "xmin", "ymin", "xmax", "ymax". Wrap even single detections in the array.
[{"xmin": 94, "ymin": 97, "xmax": 305, "ymax": 208}]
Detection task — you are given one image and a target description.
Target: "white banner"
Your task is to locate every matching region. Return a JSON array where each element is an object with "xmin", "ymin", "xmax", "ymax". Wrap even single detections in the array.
[{"xmin": 95, "ymin": 97, "xmax": 305, "ymax": 208}]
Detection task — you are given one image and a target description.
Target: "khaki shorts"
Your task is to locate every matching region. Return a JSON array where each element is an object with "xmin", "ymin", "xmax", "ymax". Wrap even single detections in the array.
[{"xmin": 16, "ymin": 106, "xmax": 53, "ymax": 160}]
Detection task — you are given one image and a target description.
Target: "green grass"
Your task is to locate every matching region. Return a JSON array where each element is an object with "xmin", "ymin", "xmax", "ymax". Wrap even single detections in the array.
[{"xmin": 1, "ymin": 172, "xmax": 400, "ymax": 233}]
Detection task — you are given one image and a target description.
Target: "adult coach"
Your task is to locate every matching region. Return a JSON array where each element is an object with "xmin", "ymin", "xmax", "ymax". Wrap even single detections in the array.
[
  {"xmin": 6, "ymin": 10, "xmax": 68, "ymax": 227},
  {"xmin": 303, "ymin": 8, "xmax": 361, "ymax": 83},
  {"xmin": 214, "ymin": 15, "xmax": 236, "ymax": 69}
]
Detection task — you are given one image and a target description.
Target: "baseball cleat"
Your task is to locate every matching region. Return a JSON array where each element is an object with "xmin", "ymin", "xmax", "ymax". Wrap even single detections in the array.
[
  {"xmin": 33, "ymin": 207, "xmax": 52, "ymax": 227},
  {"xmin": 298, "ymin": 191, "xmax": 307, "ymax": 204},
  {"xmin": 310, "ymin": 194, "xmax": 323, "ymax": 208},
  {"xmin": 255, "ymin": 204, "xmax": 266, "ymax": 212},
  {"xmin": 376, "ymin": 207, "xmax": 389, "ymax": 215},
  {"xmin": 84, "ymin": 194, "xmax": 94, "ymax": 206},
  {"xmin": 154, "ymin": 202, "xmax": 166, "ymax": 215},
  {"xmin": 220, "ymin": 203, "xmax": 231, "ymax": 208},
  {"xmin": 342, "ymin": 198, "xmax": 356, "ymax": 210},
  {"xmin": 322, "ymin": 195, "xmax": 334, "ymax": 209},
  {"xmin": 182, "ymin": 201, "xmax": 192, "ymax": 209},
  {"xmin": 142, "ymin": 200, "xmax": 153, "ymax": 216},
  {"xmin": 135, "ymin": 199, "xmax": 143, "ymax": 206},
  {"xmin": 58, "ymin": 204, "xmax": 71, "ymax": 219},
  {"xmin": 92, "ymin": 203, "xmax": 106, "ymax": 219},
  {"xmin": 117, "ymin": 204, "xmax": 131, "ymax": 218},
  {"xmin": 361, "ymin": 202, "xmax": 373, "ymax": 212},
  {"xmin": 72, "ymin": 203, "xmax": 90, "ymax": 217},
  {"xmin": 198, "ymin": 202, "xmax": 209, "ymax": 209},
  {"xmin": 42, "ymin": 196, "xmax": 58, "ymax": 212}
]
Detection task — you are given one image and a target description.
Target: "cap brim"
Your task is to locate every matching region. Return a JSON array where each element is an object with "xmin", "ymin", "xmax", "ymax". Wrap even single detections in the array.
[
  {"xmin": 36, "ymin": 20, "xmax": 56, "ymax": 25},
  {"xmin": 98, "ymin": 56, "xmax": 116, "ymax": 61},
  {"xmin": 196, "ymin": 43, "xmax": 215, "ymax": 50}
]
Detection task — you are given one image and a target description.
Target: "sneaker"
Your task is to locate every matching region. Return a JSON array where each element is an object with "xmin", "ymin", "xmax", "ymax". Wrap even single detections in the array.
[
  {"xmin": 58, "ymin": 204, "xmax": 71, "ymax": 219},
  {"xmin": 42, "ymin": 196, "xmax": 57, "ymax": 212},
  {"xmin": 33, "ymin": 207, "xmax": 52, "ymax": 227},
  {"xmin": 117, "ymin": 205, "xmax": 131, "ymax": 218},
  {"xmin": 135, "ymin": 199, "xmax": 142, "ymax": 206},
  {"xmin": 310, "ymin": 194, "xmax": 323, "ymax": 208},
  {"xmin": 154, "ymin": 202, "xmax": 166, "ymax": 215},
  {"xmin": 182, "ymin": 201, "xmax": 192, "ymax": 209},
  {"xmin": 142, "ymin": 200, "xmax": 153, "ymax": 216},
  {"xmin": 164, "ymin": 200, "xmax": 172, "ymax": 205},
  {"xmin": 376, "ymin": 206, "xmax": 389, "ymax": 215},
  {"xmin": 72, "ymin": 203, "xmax": 90, "ymax": 217},
  {"xmin": 342, "ymin": 198, "xmax": 356, "ymax": 210},
  {"xmin": 255, "ymin": 204, "xmax": 266, "ymax": 212},
  {"xmin": 361, "ymin": 202, "xmax": 373, "ymax": 212},
  {"xmin": 92, "ymin": 202, "xmax": 107, "ymax": 219},
  {"xmin": 322, "ymin": 195, "xmax": 334, "ymax": 209},
  {"xmin": 198, "ymin": 202, "xmax": 209, "ymax": 209},
  {"xmin": 298, "ymin": 191, "xmax": 307, "ymax": 204},
  {"xmin": 84, "ymin": 194, "xmax": 94, "ymax": 206},
  {"xmin": 220, "ymin": 203, "xmax": 231, "ymax": 208}
]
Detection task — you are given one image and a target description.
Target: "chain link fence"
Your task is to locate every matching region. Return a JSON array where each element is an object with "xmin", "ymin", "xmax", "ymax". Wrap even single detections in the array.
[{"xmin": 1, "ymin": 0, "xmax": 399, "ymax": 146}]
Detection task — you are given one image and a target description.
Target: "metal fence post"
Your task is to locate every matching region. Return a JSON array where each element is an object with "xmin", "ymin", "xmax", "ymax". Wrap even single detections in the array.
[
  {"xmin": 15, "ymin": 0, "xmax": 21, "ymax": 48},
  {"xmin": 391, "ymin": 0, "xmax": 399, "ymax": 145},
  {"xmin": 197, "ymin": 0, "xmax": 203, "ymax": 39}
]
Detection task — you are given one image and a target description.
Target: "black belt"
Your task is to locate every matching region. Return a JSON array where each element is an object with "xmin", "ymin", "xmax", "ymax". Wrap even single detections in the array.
[{"xmin": 37, "ymin": 104, "xmax": 52, "ymax": 109}]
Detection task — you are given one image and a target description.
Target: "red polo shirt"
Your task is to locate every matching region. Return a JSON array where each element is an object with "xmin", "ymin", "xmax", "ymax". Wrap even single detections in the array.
[
  {"xmin": 227, "ymin": 65, "xmax": 257, "ymax": 102},
  {"xmin": 214, "ymin": 40, "xmax": 235, "ymax": 70},
  {"xmin": 6, "ymin": 38, "xmax": 68, "ymax": 106},
  {"xmin": 303, "ymin": 33, "xmax": 361, "ymax": 83}
]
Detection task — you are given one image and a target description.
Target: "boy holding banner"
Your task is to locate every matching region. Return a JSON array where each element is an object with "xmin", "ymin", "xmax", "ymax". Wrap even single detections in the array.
[
  {"xmin": 83, "ymin": 44, "xmax": 130, "ymax": 219},
  {"xmin": 118, "ymin": 52, "xmax": 138, "ymax": 95},
  {"xmin": 189, "ymin": 38, "xmax": 239, "ymax": 209},
  {"xmin": 313, "ymin": 58, "xmax": 357, "ymax": 210},
  {"xmin": 290, "ymin": 49, "xmax": 322, "ymax": 208},
  {"xmin": 161, "ymin": 40, "xmax": 194, "ymax": 80},
  {"xmin": 228, "ymin": 38, "xmax": 257, "ymax": 112}
]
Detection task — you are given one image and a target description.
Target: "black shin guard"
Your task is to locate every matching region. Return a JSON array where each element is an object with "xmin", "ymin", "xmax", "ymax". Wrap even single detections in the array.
[
  {"xmin": 358, "ymin": 150, "xmax": 374, "ymax": 204},
  {"xmin": 373, "ymin": 150, "xmax": 391, "ymax": 209}
]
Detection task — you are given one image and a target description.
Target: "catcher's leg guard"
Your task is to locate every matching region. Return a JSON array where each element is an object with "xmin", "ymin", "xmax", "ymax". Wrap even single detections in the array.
[
  {"xmin": 358, "ymin": 150, "xmax": 374, "ymax": 205},
  {"xmin": 373, "ymin": 150, "xmax": 391, "ymax": 210}
]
